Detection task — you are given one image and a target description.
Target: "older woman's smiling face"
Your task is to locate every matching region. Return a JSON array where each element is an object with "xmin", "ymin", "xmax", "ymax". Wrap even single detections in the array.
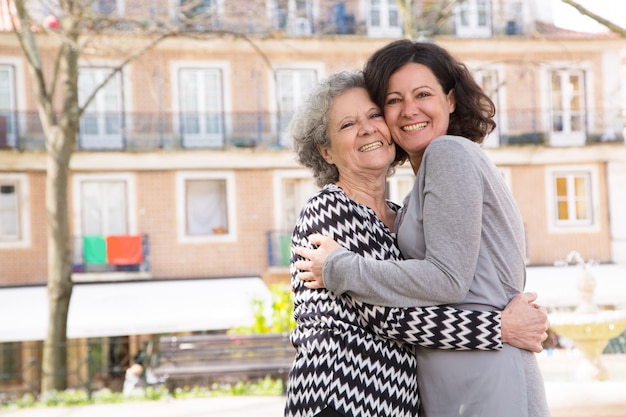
[
  {"xmin": 383, "ymin": 63, "xmax": 456, "ymax": 159},
  {"xmin": 319, "ymin": 87, "xmax": 395, "ymax": 181}
]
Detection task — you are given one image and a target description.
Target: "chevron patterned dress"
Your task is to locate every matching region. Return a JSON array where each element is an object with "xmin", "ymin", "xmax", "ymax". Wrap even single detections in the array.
[{"xmin": 284, "ymin": 184, "xmax": 503, "ymax": 417}]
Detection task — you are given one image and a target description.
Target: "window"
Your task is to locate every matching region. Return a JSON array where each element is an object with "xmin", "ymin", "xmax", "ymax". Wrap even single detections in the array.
[
  {"xmin": 178, "ymin": 67, "xmax": 225, "ymax": 148},
  {"xmin": 544, "ymin": 68, "xmax": 588, "ymax": 146},
  {"xmin": 181, "ymin": 0, "xmax": 216, "ymax": 17},
  {"xmin": 472, "ymin": 66, "xmax": 504, "ymax": 147},
  {"xmin": 268, "ymin": 0, "xmax": 314, "ymax": 34},
  {"xmin": 80, "ymin": 180, "xmax": 129, "ymax": 236},
  {"xmin": 504, "ymin": 1, "xmax": 523, "ymax": 35},
  {"xmin": 275, "ymin": 172, "xmax": 317, "ymax": 232},
  {"xmin": 0, "ymin": 184, "xmax": 18, "ymax": 240},
  {"xmin": 542, "ymin": 65, "xmax": 590, "ymax": 146},
  {"xmin": 276, "ymin": 68, "xmax": 317, "ymax": 145},
  {"xmin": 367, "ymin": 0, "xmax": 401, "ymax": 38},
  {"xmin": 554, "ymin": 173, "xmax": 591, "ymax": 224},
  {"xmin": 71, "ymin": 174, "xmax": 142, "ymax": 276},
  {"xmin": 550, "ymin": 70, "xmax": 585, "ymax": 134},
  {"xmin": 0, "ymin": 174, "xmax": 30, "ymax": 248},
  {"xmin": 71, "ymin": 174, "xmax": 138, "ymax": 275},
  {"xmin": 93, "ymin": 0, "xmax": 123, "ymax": 16},
  {"xmin": 546, "ymin": 166, "xmax": 599, "ymax": 233},
  {"xmin": 386, "ymin": 168, "xmax": 414, "ymax": 206},
  {"xmin": 0, "ymin": 342, "xmax": 19, "ymax": 383},
  {"xmin": 272, "ymin": 170, "xmax": 318, "ymax": 266},
  {"xmin": 0, "ymin": 65, "xmax": 17, "ymax": 148},
  {"xmin": 78, "ymin": 67, "xmax": 124, "ymax": 149},
  {"xmin": 179, "ymin": 0, "xmax": 223, "ymax": 27},
  {"xmin": 455, "ymin": 0, "xmax": 491, "ymax": 38},
  {"xmin": 72, "ymin": 174, "xmax": 137, "ymax": 238},
  {"xmin": 176, "ymin": 171, "xmax": 236, "ymax": 242}
]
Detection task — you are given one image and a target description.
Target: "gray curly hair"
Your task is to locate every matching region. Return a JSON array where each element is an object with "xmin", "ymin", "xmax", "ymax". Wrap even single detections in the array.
[{"xmin": 288, "ymin": 70, "xmax": 398, "ymax": 188}]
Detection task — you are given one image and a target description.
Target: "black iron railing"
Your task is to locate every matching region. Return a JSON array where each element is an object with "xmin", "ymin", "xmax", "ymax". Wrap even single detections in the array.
[
  {"xmin": 1, "ymin": 109, "xmax": 622, "ymax": 153},
  {"xmin": 266, "ymin": 230, "xmax": 292, "ymax": 268}
]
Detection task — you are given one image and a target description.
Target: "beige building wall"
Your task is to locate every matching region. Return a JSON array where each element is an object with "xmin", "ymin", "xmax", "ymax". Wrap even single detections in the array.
[
  {"xmin": 0, "ymin": 24, "xmax": 623, "ymax": 286},
  {"xmin": 0, "ymin": 171, "xmax": 47, "ymax": 285},
  {"xmin": 512, "ymin": 163, "xmax": 612, "ymax": 265}
]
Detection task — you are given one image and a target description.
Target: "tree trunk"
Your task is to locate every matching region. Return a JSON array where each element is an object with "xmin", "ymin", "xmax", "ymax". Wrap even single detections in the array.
[
  {"xmin": 40, "ymin": 38, "xmax": 80, "ymax": 393},
  {"xmin": 41, "ymin": 126, "xmax": 74, "ymax": 393}
]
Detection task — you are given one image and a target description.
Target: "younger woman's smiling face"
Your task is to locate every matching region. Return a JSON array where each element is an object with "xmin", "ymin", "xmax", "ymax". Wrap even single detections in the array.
[{"xmin": 383, "ymin": 63, "xmax": 456, "ymax": 158}]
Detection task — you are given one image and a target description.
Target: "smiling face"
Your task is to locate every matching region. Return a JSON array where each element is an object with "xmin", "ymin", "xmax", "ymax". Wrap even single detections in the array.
[
  {"xmin": 319, "ymin": 87, "xmax": 395, "ymax": 183},
  {"xmin": 383, "ymin": 63, "xmax": 456, "ymax": 163}
]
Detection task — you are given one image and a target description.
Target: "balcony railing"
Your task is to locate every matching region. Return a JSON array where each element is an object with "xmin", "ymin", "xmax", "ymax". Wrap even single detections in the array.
[
  {"xmin": 0, "ymin": 111, "xmax": 293, "ymax": 151},
  {"xmin": 267, "ymin": 230, "xmax": 292, "ymax": 268},
  {"xmin": 72, "ymin": 234, "xmax": 150, "ymax": 274},
  {"xmin": 0, "ymin": 110, "xmax": 622, "ymax": 152}
]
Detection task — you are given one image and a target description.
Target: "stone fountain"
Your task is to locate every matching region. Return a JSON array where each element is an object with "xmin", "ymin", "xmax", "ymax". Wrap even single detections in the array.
[{"xmin": 548, "ymin": 252, "xmax": 626, "ymax": 381}]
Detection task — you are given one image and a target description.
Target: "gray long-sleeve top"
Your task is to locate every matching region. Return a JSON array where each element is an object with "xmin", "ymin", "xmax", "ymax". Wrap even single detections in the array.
[
  {"xmin": 321, "ymin": 135, "xmax": 550, "ymax": 417},
  {"xmin": 323, "ymin": 135, "xmax": 526, "ymax": 310}
]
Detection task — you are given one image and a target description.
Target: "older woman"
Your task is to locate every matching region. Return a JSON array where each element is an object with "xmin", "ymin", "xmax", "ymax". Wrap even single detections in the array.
[
  {"xmin": 284, "ymin": 70, "xmax": 547, "ymax": 417},
  {"xmin": 295, "ymin": 41, "xmax": 551, "ymax": 417}
]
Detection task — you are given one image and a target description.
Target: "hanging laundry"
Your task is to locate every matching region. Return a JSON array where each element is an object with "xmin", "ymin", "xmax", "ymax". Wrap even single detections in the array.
[
  {"xmin": 106, "ymin": 235, "xmax": 143, "ymax": 265},
  {"xmin": 83, "ymin": 235, "xmax": 107, "ymax": 264}
]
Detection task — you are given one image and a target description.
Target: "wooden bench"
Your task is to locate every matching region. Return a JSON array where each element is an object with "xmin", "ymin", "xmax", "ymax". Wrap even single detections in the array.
[{"xmin": 149, "ymin": 333, "xmax": 295, "ymax": 395}]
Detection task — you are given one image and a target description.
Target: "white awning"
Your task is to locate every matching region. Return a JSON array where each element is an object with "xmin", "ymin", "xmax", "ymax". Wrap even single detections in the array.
[{"xmin": 0, "ymin": 277, "xmax": 273, "ymax": 343}]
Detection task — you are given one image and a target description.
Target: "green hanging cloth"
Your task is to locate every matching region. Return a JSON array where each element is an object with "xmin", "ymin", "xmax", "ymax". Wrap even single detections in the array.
[{"xmin": 83, "ymin": 235, "xmax": 107, "ymax": 264}]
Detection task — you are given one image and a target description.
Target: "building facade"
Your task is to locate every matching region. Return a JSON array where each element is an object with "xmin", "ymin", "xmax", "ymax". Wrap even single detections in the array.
[{"xmin": 0, "ymin": 0, "xmax": 625, "ymax": 394}]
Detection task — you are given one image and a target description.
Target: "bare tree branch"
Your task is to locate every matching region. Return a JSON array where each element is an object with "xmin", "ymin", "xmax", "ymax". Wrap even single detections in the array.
[
  {"xmin": 77, "ymin": 31, "xmax": 172, "ymax": 117},
  {"xmin": 560, "ymin": 0, "xmax": 626, "ymax": 37}
]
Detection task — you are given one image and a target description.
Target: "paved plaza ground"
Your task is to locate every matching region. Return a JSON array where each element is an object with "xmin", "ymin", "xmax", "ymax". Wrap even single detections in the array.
[{"xmin": 1, "ymin": 381, "xmax": 626, "ymax": 417}]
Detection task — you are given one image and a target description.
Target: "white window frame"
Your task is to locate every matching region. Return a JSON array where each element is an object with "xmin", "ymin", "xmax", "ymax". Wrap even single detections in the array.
[
  {"xmin": 71, "ymin": 173, "xmax": 138, "ymax": 237},
  {"xmin": 268, "ymin": 63, "xmax": 323, "ymax": 144},
  {"xmin": 468, "ymin": 62, "xmax": 506, "ymax": 148},
  {"xmin": 175, "ymin": 171, "xmax": 237, "ymax": 243},
  {"xmin": 363, "ymin": 0, "xmax": 402, "ymax": 38},
  {"xmin": 540, "ymin": 62, "xmax": 593, "ymax": 147},
  {"xmin": 386, "ymin": 167, "xmax": 414, "ymax": 206},
  {"xmin": 266, "ymin": 0, "xmax": 318, "ymax": 33},
  {"xmin": 273, "ymin": 169, "xmax": 318, "ymax": 232},
  {"xmin": 0, "ymin": 58, "xmax": 26, "ymax": 148},
  {"xmin": 171, "ymin": 61, "xmax": 232, "ymax": 148},
  {"xmin": 78, "ymin": 67, "xmax": 123, "ymax": 149},
  {"xmin": 0, "ymin": 173, "xmax": 30, "ymax": 249},
  {"xmin": 545, "ymin": 165, "xmax": 600, "ymax": 234},
  {"xmin": 455, "ymin": 0, "xmax": 492, "ymax": 38},
  {"xmin": 79, "ymin": 60, "xmax": 133, "ymax": 149}
]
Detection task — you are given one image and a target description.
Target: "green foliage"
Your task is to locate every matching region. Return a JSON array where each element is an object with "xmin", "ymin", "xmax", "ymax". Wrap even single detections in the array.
[
  {"xmin": 42, "ymin": 389, "xmax": 90, "ymax": 406},
  {"xmin": 0, "ymin": 379, "xmax": 283, "ymax": 411},
  {"xmin": 230, "ymin": 283, "xmax": 295, "ymax": 335},
  {"xmin": 91, "ymin": 388, "xmax": 126, "ymax": 403},
  {"xmin": 6, "ymin": 392, "xmax": 37, "ymax": 409},
  {"xmin": 205, "ymin": 377, "xmax": 283, "ymax": 396}
]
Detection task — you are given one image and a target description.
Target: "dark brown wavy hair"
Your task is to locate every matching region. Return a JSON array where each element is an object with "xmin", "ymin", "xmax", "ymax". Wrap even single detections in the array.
[{"xmin": 363, "ymin": 39, "xmax": 496, "ymax": 152}]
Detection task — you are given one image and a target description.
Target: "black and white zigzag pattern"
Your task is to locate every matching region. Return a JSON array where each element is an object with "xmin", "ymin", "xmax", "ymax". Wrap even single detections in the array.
[{"xmin": 284, "ymin": 184, "xmax": 502, "ymax": 417}]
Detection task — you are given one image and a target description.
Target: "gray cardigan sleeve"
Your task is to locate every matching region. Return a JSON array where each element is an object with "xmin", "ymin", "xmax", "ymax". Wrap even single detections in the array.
[{"xmin": 323, "ymin": 138, "xmax": 484, "ymax": 308}]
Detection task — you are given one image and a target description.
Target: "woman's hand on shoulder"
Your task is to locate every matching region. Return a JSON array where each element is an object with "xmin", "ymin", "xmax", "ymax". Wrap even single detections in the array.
[{"xmin": 294, "ymin": 233, "xmax": 341, "ymax": 289}]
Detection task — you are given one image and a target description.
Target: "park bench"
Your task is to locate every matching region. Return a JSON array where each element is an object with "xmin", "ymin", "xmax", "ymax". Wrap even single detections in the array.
[{"xmin": 149, "ymin": 332, "xmax": 295, "ymax": 395}]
